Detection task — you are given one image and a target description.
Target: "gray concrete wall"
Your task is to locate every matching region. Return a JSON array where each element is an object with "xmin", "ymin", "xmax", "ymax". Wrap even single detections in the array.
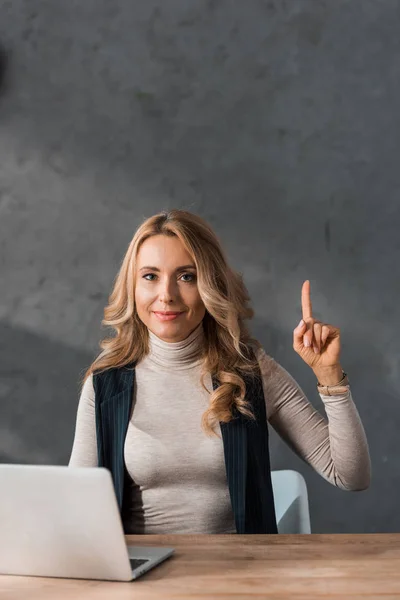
[{"xmin": 1, "ymin": 0, "xmax": 399, "ymax": 533}]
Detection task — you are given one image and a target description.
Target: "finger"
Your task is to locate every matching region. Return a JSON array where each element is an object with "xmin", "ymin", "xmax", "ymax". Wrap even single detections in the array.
[
  {"xmin": 321, "ymin": 324, "xmax": 330, "ymax": 348},
  {"xmin": 322, "ymin": 324, "xmax": 340, "ymax": 343},
  {"xmin": 313, "ymin": 322, "xmax": 322, "ymax": 353},
  {"xmin": 301, "ymin": 280, "xmax": 313, "ymax": 321},
  {"xmin": 302, "ymin": 317, "xmax": 315, "ymax": 348},
  {"xmin": 293, "ymin": 319, "xmax": 307, "ymax": 351}
]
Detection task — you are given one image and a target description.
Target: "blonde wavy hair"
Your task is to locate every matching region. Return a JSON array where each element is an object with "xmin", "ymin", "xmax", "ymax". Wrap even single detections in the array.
[{"xmin": 84, "ymin": 209, "xmax": 261, "ymax": 435}]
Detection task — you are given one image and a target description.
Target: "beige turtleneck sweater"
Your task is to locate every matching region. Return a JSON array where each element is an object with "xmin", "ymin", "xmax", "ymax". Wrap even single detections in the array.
[{"xmin": 69, "ymin": 324, "xmax": 370, "ymax": 534}]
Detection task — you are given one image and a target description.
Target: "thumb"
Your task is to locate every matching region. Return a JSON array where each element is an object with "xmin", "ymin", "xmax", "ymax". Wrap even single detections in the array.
[{"xmin": 293, "ymin": 319, "xmax": 307, "ymax": 351}]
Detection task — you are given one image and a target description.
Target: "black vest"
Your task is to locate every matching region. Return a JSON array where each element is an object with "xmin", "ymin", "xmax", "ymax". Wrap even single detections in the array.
[{"xmin": 93, "ymin": 364, "xmax": 278, "ymax": 534}]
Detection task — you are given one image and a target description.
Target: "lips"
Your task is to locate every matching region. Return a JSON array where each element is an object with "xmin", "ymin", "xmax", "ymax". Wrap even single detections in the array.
[{"xmin": 153, "ymin": 311, "xmax": 184, "ymax": 321}]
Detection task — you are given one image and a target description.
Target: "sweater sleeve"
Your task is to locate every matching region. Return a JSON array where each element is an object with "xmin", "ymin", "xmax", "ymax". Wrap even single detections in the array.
[
  {"xmin": 68, "ymin": 374, "xmax": 98, "ymax": 467},
  {"xmin": 256, "ymin": 348, "xmax": 371, "ymax": 491}
]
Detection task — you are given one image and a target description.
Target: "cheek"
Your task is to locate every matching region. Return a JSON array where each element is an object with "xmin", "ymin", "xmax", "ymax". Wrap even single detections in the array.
[
  {"xmin": 135, "ymin": 284, "xmax": 155, "ymax": 310},
  {"xmin": 186, "ymin": 288, "xmax": 205, "ymax": 313}
]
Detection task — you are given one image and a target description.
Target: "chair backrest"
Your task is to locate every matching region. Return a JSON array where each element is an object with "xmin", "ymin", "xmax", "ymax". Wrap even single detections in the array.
[{"xmin": 271, "ymin": 470, "xmax": 311, "ymax": 534}]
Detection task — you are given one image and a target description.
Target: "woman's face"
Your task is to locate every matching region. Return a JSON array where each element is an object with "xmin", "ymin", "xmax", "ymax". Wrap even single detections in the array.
[{"xmin": 135, "ymin": 234, "xmax": 206, "ymax": 343}]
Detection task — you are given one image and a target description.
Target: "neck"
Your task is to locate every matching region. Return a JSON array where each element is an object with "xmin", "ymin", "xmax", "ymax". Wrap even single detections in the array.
[{"xmin": 146, "ymin": 323, "xmax": 205, "ymax": 369}]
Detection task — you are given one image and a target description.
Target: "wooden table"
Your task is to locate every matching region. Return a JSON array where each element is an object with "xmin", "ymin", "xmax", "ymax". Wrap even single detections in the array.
[{"xmin": 1, "ymin": 534, "xmax": 400, "ymax": 599}]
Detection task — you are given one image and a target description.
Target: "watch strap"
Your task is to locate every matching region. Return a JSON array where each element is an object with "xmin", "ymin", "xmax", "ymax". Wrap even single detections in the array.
[{"xmin": 317, "ymin": 371, "xmax": 349, "ymax": 396}]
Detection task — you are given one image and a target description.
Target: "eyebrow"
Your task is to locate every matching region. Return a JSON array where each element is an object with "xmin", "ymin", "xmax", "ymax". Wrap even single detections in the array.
[{"xmin": 139, "ymin": 264, "xmax": 197, "ymax": 272}]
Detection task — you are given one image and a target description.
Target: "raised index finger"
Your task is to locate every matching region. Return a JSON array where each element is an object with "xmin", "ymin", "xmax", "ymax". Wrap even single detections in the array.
[{"xmin": 301, "ymin": 280, "xmax": 313, "ymax": 320}]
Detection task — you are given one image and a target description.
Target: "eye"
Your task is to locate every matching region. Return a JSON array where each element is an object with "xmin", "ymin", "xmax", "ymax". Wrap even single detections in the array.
[
  {"xmin": 143, "ymin": 273, "xmax": 157, "ymax": 281},
  {"xmin": 180, "ymin": 272, "xmax": 196, "ymax": 283}
]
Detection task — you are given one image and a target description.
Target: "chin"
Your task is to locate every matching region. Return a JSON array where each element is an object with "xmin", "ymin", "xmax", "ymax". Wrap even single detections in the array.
[
  {"xmin": 154, "ymin": 323, "xmax": 193, "ymax": 343},
  {"xmin": 152, "ymin": 322, "xmax": 181, "ymax": 337}
]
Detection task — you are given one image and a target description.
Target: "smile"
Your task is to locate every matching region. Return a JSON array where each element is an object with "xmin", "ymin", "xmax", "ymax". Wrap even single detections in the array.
[{"xmin": 153, "ymin": 311, "xmax": 184, "ymax": 321}]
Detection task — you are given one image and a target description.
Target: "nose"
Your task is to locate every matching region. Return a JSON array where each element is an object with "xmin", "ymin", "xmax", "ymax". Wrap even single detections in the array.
[{"xmin": 158, "ymin": 276, "xmax": 177, "ymax": 305}]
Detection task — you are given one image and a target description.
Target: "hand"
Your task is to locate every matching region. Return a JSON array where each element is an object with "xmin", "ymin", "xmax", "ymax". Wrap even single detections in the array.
[{"xmin": 293, "ymin": 281, "xmax": 342, "ymax": 382}]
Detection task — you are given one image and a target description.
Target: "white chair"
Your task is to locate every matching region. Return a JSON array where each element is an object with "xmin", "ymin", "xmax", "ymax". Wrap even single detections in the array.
[{"xmin": 271, "ymin": 470, "xmax": 311, "ymax": 534}]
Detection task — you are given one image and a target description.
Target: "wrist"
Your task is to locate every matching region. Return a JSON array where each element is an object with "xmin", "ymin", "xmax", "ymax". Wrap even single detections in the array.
[{"xmin": 313, "ymin": 364, "xmax": 344, "ymax": 386}]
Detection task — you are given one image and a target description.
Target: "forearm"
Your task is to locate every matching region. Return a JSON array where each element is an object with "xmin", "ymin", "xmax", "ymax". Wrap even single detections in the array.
[
  {"xmin": 270, "ymin": 386, "xmax": 370, "ymax": 491},
  {"xmin": 319, "ymin": 389, "xmax": 371, "ymax": 490},
  {"xmin": 258, "ymin": 349, "xmax": 371, "ymax": 491}
]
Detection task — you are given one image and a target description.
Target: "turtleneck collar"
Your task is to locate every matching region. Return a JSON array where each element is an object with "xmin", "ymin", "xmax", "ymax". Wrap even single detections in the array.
[{"xmin": 147, "ymin": 322, "xmax": 205, "ymax": 369}]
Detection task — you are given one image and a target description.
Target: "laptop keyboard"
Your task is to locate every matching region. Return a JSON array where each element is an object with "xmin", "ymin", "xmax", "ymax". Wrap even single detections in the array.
[{"xmin": 129, "ymin": 558, "xmax": 150, "ymax": 571}]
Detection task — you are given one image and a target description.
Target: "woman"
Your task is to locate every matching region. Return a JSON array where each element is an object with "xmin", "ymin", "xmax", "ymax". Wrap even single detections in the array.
[{"xmin": 69, "ymin": 209, "xmax": 370, "ymax": 534}]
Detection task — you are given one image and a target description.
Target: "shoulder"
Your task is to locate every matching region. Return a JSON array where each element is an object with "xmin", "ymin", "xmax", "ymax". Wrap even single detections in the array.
[
  {"xmin": 92, "ymin": 366, "xmax": 120, "ymax": 389},
  {"xmin": 252, "ymin": 345, "xmax": 305, "ymax": 419},
  {"xmin": 80, "ymin": 373, "xmax": 94, "ymax": 392},
  {"xmin": 92, "ymin": 364, "xmax": 134, "ymax": 396},
  {"xmin": 253, "ymin": 345, "xmax": 299, "ymax": 394},
  {"xmin": 77, "ymin": 373, "xmax": 95, "ymax": 409},
  {"xmin": 254, "ymin": 346, "xmax": 282, "ymax": 379}
]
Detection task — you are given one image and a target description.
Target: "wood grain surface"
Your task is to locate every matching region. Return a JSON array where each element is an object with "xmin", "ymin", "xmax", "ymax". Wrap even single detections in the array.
[{"xmin": 1, "ymin": 534, "xmax": 400, "ymax": 599}]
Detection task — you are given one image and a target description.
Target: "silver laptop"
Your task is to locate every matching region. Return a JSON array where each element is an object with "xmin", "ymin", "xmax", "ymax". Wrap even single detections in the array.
[{"xmin": 0, "ymin": 464, "xmax": 174, "ymax": 581}]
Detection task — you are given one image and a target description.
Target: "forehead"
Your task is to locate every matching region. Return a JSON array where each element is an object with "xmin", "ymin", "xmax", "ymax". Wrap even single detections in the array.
[{"xmin": 136, "ymin": 234, "xmax": 194, "ymax": 267}]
